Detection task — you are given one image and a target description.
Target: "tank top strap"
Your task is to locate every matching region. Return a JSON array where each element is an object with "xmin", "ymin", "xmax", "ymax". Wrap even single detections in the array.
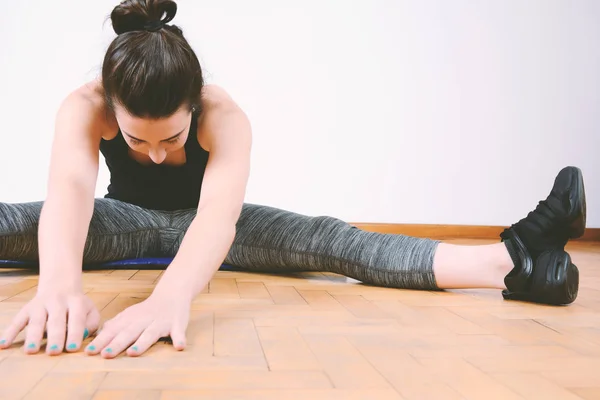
[{"xmin": 183, "ymin": 109, "xmax": 206, "ymax": 155}]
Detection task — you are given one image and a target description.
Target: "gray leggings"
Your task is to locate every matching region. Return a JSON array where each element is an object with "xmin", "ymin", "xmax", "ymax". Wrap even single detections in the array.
[{"xmin": 0, "ymin": 199, "xmax": 440, "ymax": 290}]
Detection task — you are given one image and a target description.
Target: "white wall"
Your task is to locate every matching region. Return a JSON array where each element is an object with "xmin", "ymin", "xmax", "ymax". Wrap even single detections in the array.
[{"xmin": 0, "ymin": 0, "xmax": 598, "ymax": 227}]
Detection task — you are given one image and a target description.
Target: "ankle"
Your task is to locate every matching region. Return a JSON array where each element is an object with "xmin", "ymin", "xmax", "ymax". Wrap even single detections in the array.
[
  {"xmin": 432, "ymin": 242, "xmax": 517, "ymax": 290},
  {"xmin": 495, "ymin": 244, "xmax": 516, "ymax": 289},
  {"xmin": 503, "ymin": 239, "xmax": 522, "ymax": 275}
]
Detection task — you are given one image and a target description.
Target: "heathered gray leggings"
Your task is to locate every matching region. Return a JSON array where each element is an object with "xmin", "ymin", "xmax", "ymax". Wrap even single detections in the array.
[{"xmin": 0, "ymin": 199, "xmax": 440, "ymax": 290}]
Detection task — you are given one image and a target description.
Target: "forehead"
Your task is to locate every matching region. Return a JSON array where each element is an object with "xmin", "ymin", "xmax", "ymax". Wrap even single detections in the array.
[{"xmin": 115, "ymin": 106, "xmax": 191, "ymax": 138}]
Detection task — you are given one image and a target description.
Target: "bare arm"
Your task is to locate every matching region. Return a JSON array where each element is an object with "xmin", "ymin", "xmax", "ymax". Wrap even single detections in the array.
[
  {"xmin": 0, "ymin": 88, "xmax": 105, "ymax": 355},
  {"xmin": 153, "ymin": 85, "xmax": 252, "ymax": 300},
  {"xmin": 37, "ymin": 89, "xmax": 104, "ymax": 292},
  {"xmin": 81, "ymin": 86, "xmax": 251, "ymax": 357}
]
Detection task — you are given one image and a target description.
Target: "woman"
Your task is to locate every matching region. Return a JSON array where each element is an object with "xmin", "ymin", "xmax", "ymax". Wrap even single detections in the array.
[{"xmin": 0, "ymin": 0, "xmax": 586, "ymax": 359}]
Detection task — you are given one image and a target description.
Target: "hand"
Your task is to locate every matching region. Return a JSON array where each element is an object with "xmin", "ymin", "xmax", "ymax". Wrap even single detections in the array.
[
  {"xmin": 0, "ymin": 289, "xmax": 100, "ymax": 355},
  {"xmin": 85, "ymin": 291, "xmax": 190, "ymax": 358}
]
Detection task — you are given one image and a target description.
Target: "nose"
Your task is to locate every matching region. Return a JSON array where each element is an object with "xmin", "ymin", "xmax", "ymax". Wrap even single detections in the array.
[{"xmin": 149, "ymin": 148, "xmax": 167, "ymax": 164}]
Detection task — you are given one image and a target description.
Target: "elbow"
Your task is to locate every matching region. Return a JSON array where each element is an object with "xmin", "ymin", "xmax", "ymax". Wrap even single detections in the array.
[
  {"xmin": 226, "ymin": 224, "xmax": 237, "ymax": 244},
  {"xmin": 218, "ymin": 210, "xmax": 241, "ymax": 238},
  {"xmin": 196, "ymin": 202, "xmax": 241, "ymax": 238},
  {"xmin": 44, "ymin": 178, "xmax": 95, "ymax": 209}
]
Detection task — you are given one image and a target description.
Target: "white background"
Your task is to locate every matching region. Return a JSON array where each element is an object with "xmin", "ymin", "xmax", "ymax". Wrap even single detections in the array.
[{"xmin": 0, "ymin": 0, "xmax": 598, "ymax": 227}]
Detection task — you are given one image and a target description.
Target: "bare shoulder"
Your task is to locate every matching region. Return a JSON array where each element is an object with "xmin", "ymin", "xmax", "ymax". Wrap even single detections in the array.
[
  {"xmin": 47, "ymin": 80, "xmax": 115, "ymax": 191},
  {"xmin": 58, "ymin": 79, "xmax": 117, "ymax": 140},
  {"xmin": 200, "ymin": 84, "xmax": 243, "ymax": 112},
  {"xmin": 197, "ymin": 85, "xmax": 251, "ymax": 151}
]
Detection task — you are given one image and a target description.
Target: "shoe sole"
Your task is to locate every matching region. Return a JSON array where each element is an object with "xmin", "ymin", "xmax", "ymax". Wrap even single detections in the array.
[
  {"xmin": 562, "ymin": 166, "xmax": 587, "ymax": 238},
  {"xmin": 503, "ymin": 250, "xmax": 579, "ymax": 305}
]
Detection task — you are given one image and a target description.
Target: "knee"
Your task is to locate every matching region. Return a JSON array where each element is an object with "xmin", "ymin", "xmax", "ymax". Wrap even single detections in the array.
[
  {"xmin": 309, "ymin": 215, "xmax": 353, "ymax": 235},
  {"xmin": 315, "ymin": 214, "xmax": 352, "ymax": 226}
]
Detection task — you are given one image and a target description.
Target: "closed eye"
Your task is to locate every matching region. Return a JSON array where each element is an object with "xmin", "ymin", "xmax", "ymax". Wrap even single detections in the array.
[{"xmin": 122, "ymin": 130, "xmax": 185, "ymax": 145}]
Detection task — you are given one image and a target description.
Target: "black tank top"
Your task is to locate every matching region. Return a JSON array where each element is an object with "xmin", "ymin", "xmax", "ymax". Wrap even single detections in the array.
[{"xmin": 99, "ymin": 113, "xmax": 209, "ymax": 211}]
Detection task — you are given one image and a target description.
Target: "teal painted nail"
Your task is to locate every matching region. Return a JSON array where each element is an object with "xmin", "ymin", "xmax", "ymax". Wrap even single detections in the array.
[
  {"xmin": 131, "ymin": 346, "xmax": 138, "ymax": 352},
  {"xmin": 87, "ymin": 345, "xmax": 96, "ymax": 351},
  {"xmin": 105, "ymin": 348, "xmax": 112, "ymax": 353},
  {"xmin": 0, "ymin": 339, "xmax": 6, "ymax": 345},
  {"xmin": 67, "ymin": 343, "xmax": 77, "ymax": 350},
  {"xmin": 49, "ymin": 344, "xmax": 59, "ymax": 351},
  {"xmin": 83, "ymin": 328, "xmax": 89, "ymax": 339},
  {"xmin": 27, "ymin": 343, "xmax": 36, "ymax": 349}
]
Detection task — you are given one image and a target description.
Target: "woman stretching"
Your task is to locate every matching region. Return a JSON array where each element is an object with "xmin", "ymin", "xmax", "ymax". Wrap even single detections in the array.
[{"xmin": 0, "ymin": 0, "xmax": 587, "ymax": 359}]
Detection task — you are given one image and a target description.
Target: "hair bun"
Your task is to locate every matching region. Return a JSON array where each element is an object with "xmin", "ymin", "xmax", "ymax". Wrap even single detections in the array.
[{"xmin": 110, "ymin": 0, "xmax": 177, "ymax": 35}]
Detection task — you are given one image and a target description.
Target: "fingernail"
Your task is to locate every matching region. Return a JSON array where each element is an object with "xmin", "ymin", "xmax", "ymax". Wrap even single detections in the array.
[
  {"xmin": 83, "ymin": 328, "xmax": 89, "ymax": 339},
  {"xmin": 0, "ymin": 339, "xmax": 6, "ymax": 345},
  {"xmin": 67, "ymin": 343, "xmax": 77, "ymax": 350},
  {"xmin": 105, "ymin": 348, "xmax": 112, "ymax": 353},
  {"xmin": 27, "ymin": 343, "xmax": 36, "ymax": 349},
  {"xmin": 49, "ymin": 344, "xmax": 59, "ymax": 351},
  {"xmin": 87, "ymin": 345, "xmax": 96, "ymax": 351},
  {"xmin": 131, "ymin": 346, "xmax": 138, "ymax": 352}
]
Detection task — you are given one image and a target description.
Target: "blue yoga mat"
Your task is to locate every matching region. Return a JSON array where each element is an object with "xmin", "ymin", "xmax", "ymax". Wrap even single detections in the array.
[{"xmin": 0, "ymin": 258, "xmax": 239, "ymax": 271}]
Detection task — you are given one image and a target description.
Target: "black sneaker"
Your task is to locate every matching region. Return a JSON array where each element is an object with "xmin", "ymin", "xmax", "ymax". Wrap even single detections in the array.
[
  {"xmin": 501, "ymin": 230, "xmax": 579, "ymax": 305},
  {"xmin": 500, "ymin": 166, "xmax": 586, "ymax": 305}
]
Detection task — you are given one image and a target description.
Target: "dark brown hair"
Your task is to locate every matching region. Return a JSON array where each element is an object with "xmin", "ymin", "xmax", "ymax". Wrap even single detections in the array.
[{"xmin": 102, "ymin": 0, "xmax": 203, "ymax": 119}]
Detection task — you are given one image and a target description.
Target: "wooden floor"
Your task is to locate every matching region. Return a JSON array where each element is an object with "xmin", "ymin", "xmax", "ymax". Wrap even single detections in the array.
[{"xmin": 0, "ymin": 239, "xmax": 599, "ymax": 400}]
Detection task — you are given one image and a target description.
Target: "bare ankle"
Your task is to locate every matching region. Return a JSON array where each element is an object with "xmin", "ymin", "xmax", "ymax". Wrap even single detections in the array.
[{"xmin": 433, "ymin": 242, "xmax": 515, "ymax": 290}]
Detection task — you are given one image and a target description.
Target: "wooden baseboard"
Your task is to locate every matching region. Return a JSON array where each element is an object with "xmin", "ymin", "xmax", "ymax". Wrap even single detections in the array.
[{"xmin": 350, "ymin": 223, "xmax": 600, "ymax": 242}]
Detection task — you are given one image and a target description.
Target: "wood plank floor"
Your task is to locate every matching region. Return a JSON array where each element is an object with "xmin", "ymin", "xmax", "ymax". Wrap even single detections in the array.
[{"xmin": 0, "ymin": 239, "xmax": 598, "ymax": 400}]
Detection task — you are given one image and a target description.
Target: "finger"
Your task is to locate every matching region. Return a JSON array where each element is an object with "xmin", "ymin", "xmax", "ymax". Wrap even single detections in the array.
[
  {"xmin": 85, "ymin": 321, "xmax": 119, "ymax": 356},
  {"xmin": 101, "ymin": 324, "xmax": 146, "ymax": 359},
  {"xmin": 24, "ymin": 308, "xmax": 47, "ymax": 354},
  {"xmin": 45, "ymin": 306, "xmax": 68, "ymax": 356},
  {"xmin": 78, "ymin": 307, "xmax": 101, "ymax": 348},
  {"xmin": 85, "ymin": 302, "xmax": 101, "ymax": 338},
  {"xmin": 64, "ymin": 302, "xmax": 87, "ymax": 353},
  {"xmin": 170, "ymin": 321, "xmax": 187, "ymax": 352},
  {"xmin": 0, "ymin": 309, "xmax": 29, "ymax": 349},
  {"xmin": 126, "ymin": 326, "xmax": 164, "ymax": 357}
]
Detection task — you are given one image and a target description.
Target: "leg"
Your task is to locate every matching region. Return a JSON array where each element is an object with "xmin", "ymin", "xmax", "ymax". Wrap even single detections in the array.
[
  {"xmin": 227, "ymin": 203, "xmax": 441, "ymax": 290},
  {"xmin": 0, "ymin": 198, "xmax": 175, "ymax": 265},
  {"xmin": 228, "ymin": 204, "xmax": 511, "ymax": 290},
  {"xmin": 227, "ymin": 166, "xmax": 586, "ymax": 305}
]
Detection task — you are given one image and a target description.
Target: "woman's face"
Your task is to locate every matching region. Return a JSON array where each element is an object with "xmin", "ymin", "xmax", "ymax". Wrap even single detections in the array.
[{"xmin": 113, "ymin": 104, "xmax": 192, "ymax": 164}]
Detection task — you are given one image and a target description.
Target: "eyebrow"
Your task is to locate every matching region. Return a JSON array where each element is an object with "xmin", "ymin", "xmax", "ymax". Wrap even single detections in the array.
[{"xmin": 123, "ymin": 129, "xmax": 186, "ymax": 142}]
